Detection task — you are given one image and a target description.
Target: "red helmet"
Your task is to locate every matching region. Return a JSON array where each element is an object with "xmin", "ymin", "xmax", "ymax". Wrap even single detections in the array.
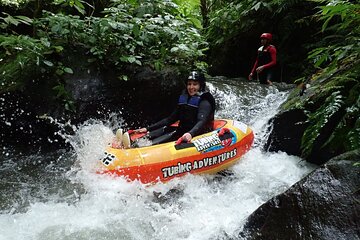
[{"xmin": 260, "ymin": 33, "xmax": 272, "ymax": 41}]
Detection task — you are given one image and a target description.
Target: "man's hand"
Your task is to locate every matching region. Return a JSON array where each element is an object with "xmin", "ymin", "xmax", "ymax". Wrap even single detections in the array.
[
  {"xmin": 256, "ymin": 66, "xmax": 264, "ymax": 73},
  {"xmin": 175, "ymin": 133, "xmax": 192, "ymax": 145},
  {"xmin": 182, "ymin": 132, "xmax": 192, "ymax": 142}
]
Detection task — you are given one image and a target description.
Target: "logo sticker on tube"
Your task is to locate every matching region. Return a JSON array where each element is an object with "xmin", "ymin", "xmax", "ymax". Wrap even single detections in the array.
[{"xmin": 192, "ymin": 133, "xmax": 222, "ymax": 152}]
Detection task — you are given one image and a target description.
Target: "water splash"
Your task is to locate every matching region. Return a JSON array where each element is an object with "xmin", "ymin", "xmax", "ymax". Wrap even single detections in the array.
[{"xmin": 0, "ymin": 79, "xmax": 315, "ymax": 240}]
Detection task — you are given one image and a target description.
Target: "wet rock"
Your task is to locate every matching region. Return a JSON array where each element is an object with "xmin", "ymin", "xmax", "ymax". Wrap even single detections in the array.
[
  {"xmin": 63, "ymin": 57, "xmax": 184, "ymax": 125},
  {"xmin": 0, "ymin": 91, "xmax": 65, "ymax": 150},
  {"xmin": 263, "ymin": 82, "xmax": 354, "ymax": 165},
  {"xmin": 152, "ymin": 185, "xmax": 185, "ymax": 208},
  {"xmin": 264, "ymin": 109, "xmax": 308, "ymax": 157},
  {"xmin": 1, "ymin": 57, "xmax": 185, "ymax": 150},
  {"xmin": 238, "ymin": 152, "xmax": 360, "ymax": 240}
]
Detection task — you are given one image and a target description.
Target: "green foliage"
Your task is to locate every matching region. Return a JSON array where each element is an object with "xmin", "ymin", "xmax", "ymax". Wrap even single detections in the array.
[
  {"xmin": 0, "ymin": 0, "xmax": 28, "ymax": 7},
  {"xmin": 300, "ymin": 69, "xmax": 359, "ymax": 158},
  {"xmin": 307, "ymin": 0, "xmax": 360, "ymax": 70},
  {"xmin": 205, "ymin": 0, "xmax": 308, "ymax": 46},
  {"xmin": 53, "ymin": 0, "xmax": 93, "ymax": 15},
  {"xmin": 346, "ymin": 108, "xmax": 360, "ymax": 150},
  {"xmin": 0, "ymin": 12, "xmax": 32, "ymax": 29},
  {"xmin": 301, "ymin": 90, "xmax": 344, "ymax": 157},
  {"xmin": 0, "ymin": 0, "xmax": 207, "ymax": 113},
  {"xmin": 300, "ymin": 0, "xmax": 360, "ymax": 158},
  {"xmin": 322, "ymin": 79, "xmax": 360, "ymax": 151},
  {"xmin": 173, "ymin": 0, "xmax": 202, "ymax": 29},
  {"xmin": 0, "ymin": 34, "xmax": 74, "ymax": 111},
  {"xmin": 0, "ymin": 35, "xmax": 47, "ymax": 92},
  {"xmin": 206, "ymin": 0, "xmax": 254, "ymax": 46},
  {"xmin": 33, "ymin": 0, "xmax": 206, "ymax": 70},
  {"xmin": 1, "ymin": 0, "xmax": 206, "ymax": 75},
  {"xmin": 52, "ymin": 83, "xmax": 75, "ymax": 112}
]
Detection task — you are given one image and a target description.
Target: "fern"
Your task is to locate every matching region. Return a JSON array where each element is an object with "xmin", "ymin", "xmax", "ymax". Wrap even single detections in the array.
[
  {"xmin": 308, "ymin": 0, "xmax": 360, "ymax": 72},
  {"xmin": 273, "ymin": 0, "xmax": 311, "ymax": 14},
  {"xmin": 315, "ymin": 74, "xmax": 355, "ymax": 98},
  {"xmin": 346, "ymin": 95, "xmax": 360, "ymax": 150},
  {"xmin": 321, "ymin": 93, "xmax": 359, "ymax": 150},
  {"xmin": 301, "ymin": 90, "xmax": 344, "ymax": 157}
]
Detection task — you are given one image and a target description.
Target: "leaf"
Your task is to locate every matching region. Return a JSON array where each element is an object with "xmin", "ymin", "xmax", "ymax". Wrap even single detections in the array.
[
  {"xmin": 128, "ymin": 56, "xmax": 136, "ymax": 63},
  {"xmin": 40, "ymin": 38, "xmax": 51, "ymax": 47},
  {"xmin": 15, "ymin": 15, "xmax": 33, "ymax": 25},
  {"xmin": 5, "ymin": 15, "xmax": 19, "ymax": 26},
  {"xmin": 63, "ymin": 67, "xmax": 73, "ymax": 74},
  {"xmin": 322, "ymin": 15, "xmax": 333, "ymax": 32},
  {"xmin": 43, "ymin": 60, "xmax": 54, "ymax": 67},
  {"xmin": 189, "ymin": 17, "xmax": 202, "ymax": 29},
  {"xmin": 108, "ymin": 21, "xmax": 118, "ymax": 29},
  {"xmin": 54, "ymin": 46, "xmax": 64, "ymax": 53},
  {"xmin": 253, "ymin": 2, "xmax": 262, "ymax": 11},
  {"xmin": 74, "ymin": 0, "xmax": 85, "ymax": 9},
  {"xmin": 154, "ymin": 61, "xmax": 162, "ymax": 71},
  {"xmin": 120, "ymin": 56, "xmax": 137, "ymax": 63},
  {"xmin": 74, "ymin": 5, "xmax": 86, "ymax": 15},
  {"xmin": 119, "ymin": 75, "xmax": 128, "ymax": 81},
  {"xmin": 65, "ymin": 102, "xmax": 71, "ymax": 111},
  {"xmin": 314, "ymin": 53, "xmax": 329, "ymax": 67},
  {"xmin": 132, "ymin": 24, "xmax": 141, "ymax": 37},
  {"xmin": 159, "ymin": 46, "xmax": 166, "ymax": 55},
  {"xmin": 301, "ymin": 91, "xmax": 345, "ymax": 157},
  {"xmin": 52, "ymin": 84, "xmax": 65, "ymax": 98},
  {"xmin": 170, "ymin": 47, "xmax": 178, "ymax": 52},
  {"xmin": 56, "ymin": 69, "xmax": 64, "ymax": 76},
  {"xmin": 51, "ymin": 24, "xmax": 61, "ymax": 33}
]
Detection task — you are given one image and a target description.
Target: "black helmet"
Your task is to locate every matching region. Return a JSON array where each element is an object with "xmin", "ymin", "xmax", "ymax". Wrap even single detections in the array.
[{"xmin": 186, "ymin": 71, "xmax": 206, "ymax": 91}]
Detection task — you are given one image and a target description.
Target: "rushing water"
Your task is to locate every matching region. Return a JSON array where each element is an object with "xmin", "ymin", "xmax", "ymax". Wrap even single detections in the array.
[{"xmin": 0, "ymin": 78, "xmax": 314, "ymax": 240}]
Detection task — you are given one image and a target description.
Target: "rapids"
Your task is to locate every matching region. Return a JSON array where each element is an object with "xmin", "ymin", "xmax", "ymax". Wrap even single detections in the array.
[{"xmin": 0, "ymin": 78, "xmax": 315, "ymax": 240}]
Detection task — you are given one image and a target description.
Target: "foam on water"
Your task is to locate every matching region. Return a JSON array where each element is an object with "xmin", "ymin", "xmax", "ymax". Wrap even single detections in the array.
[{"xmin": 0, "ymin": 80, "xmax": 315, "ymax": 240}]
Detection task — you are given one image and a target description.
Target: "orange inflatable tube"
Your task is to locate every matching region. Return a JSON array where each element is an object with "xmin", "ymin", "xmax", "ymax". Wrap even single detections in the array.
[{"xmin": 99, "ymin": 119, "xmax": 254, "ymax": 184}]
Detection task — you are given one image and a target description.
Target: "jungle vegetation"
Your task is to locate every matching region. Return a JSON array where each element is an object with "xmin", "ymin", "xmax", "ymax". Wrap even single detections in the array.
[{"xmin": 0, "ymin": 0, "xmax": 359, "ymax": 159}]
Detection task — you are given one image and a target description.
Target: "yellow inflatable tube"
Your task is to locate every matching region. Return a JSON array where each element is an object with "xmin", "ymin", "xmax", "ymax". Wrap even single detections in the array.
[{"xmin": 99, "ymin": 119, "xmax": 254, "ymax": 183}]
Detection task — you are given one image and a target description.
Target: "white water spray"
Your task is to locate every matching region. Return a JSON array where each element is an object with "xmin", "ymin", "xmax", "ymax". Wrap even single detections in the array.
[{"xmin": 0, "ymin": 79, "xmax": 315, "ymax": 240}]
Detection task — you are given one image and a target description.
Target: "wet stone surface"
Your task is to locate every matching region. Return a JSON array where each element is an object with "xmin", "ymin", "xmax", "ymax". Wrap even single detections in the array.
[{"xmin": 238, "ymin": 156, "xmax": 360, "ymax": 240}]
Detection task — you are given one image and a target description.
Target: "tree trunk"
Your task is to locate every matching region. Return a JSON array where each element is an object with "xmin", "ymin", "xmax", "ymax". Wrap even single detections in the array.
[{"xmin": 200, "ymin": 0, "xmax": 209, "ymax": 29}]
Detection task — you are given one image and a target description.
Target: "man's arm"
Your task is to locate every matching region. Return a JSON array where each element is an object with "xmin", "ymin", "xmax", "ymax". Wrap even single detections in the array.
[
  {"xmin": 188, "ymin": 99, "xmax": 212, "ymax": 137},
  {"xmin": 147, "ymin": 107, "xmax": 179, "ymax": 131}
]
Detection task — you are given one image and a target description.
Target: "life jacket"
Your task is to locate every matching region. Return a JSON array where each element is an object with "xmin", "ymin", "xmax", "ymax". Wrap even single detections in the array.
[
  {"xmin": 257, "ymin": 45, "xmax": 275, "ymax": 67},
  {"xmin": 177, "ymin": 91, "xmax": 215, "ymax": 132}
]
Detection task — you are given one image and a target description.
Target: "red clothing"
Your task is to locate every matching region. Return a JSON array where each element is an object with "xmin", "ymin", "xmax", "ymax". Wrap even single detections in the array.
[{"xmin": 251, "ymin": 44, "xmax": 277, "ymax": 74}]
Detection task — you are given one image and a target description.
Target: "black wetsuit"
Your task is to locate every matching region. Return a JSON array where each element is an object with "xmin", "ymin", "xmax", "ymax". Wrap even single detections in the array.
[{"xmin": 146, "ymin": 91, "xmax": 215, "ymax": 145}]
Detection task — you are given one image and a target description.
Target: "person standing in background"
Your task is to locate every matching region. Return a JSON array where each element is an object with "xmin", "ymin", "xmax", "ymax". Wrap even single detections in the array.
[{"xmin": 248, "ymin": 33, "xmax": 277, "ymax": 85}]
